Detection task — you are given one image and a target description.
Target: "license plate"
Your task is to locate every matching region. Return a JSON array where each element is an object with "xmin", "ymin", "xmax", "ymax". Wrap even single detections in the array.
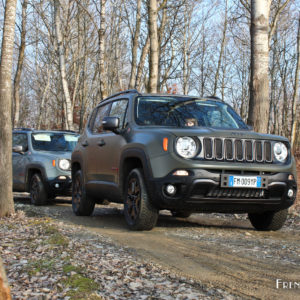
[{"xmin": 228, "ymin": 176, "xmax": 261, "ymax": 188}]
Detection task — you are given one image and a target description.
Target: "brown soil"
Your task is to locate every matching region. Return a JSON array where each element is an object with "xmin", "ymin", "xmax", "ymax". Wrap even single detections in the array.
[{"xmin": 15, "ymin": 196, "xmax": 300, "ymax": 300}]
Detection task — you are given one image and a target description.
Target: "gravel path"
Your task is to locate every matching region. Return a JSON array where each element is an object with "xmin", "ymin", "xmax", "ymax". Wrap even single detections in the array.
[{"xmin": 1, "ymin": 204, "xmax": 239, "ymax": 300}]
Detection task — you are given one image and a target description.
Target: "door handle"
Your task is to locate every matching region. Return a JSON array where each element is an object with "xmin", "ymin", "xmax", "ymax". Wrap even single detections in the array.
[
  {"xmin": 81, "ymin": 140, "xmax": 89, "ymax": 147},
  {"xmin": 97, "ymin": 139, "xmax": 106, "ymax": 147}
]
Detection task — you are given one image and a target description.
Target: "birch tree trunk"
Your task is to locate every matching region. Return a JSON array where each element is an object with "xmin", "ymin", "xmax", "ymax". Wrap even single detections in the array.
[
  {"xmin": 147, "ymin": 0, "xmax": 159, "ymax": 93},
  {"xmin": 54, "ymin": 0, "xmax": 74, "ymax": 130},
  {"xmin": 13, "ymin": 0, "xmax": 28, "ymax": 128},
  {"xmin": 247, "ymin": 0, "xmax": 271, "ymax": 133},
  {"xmin": 157, "ymin": 4, "xmax": 167, "ymax": 92},
  {"xmin": 37, "ymin": 68, "xmax": 51, "ymax": 129},
  {"xmin": 129, "ymin": 0, "xmax": 141, "ymax": 90},
  {"xmin": 291, "ymin": 17, "xmax": 300, "ymax": 150},
  {"xmin": 213, "ymin": 0, "xmax": 227, "ymax": 96},
  {"xmin": 182, "ymin": 17, "xmax": 190, "ymax": 95},
  {"xmin": 0, "ymin": 0, "xmax": 17, "ymax": 217},
  {"xmin": 99, "ymin": 0, "xmax": 108, "ymax": 100},
  {"xmin": 135, "ymin": 35, "xmax": 150, "ymax": 91}
]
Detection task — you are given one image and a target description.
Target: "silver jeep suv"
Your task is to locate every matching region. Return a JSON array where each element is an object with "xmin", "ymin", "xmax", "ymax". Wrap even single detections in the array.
[{"xmin": 13, "ymin": 128, "xmax": 79, "ymax": 205}]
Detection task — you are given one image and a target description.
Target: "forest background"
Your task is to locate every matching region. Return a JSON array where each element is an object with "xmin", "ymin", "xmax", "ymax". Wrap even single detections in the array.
[{"xmin": 0, "ymin": 0, "xmax": 299, "ymax": 142}]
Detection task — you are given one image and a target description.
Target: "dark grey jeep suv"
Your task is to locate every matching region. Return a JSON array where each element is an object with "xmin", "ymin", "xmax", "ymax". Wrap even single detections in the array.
[
  {"xmin": 13, "ymin": 128, "xmax": 79, "ymax": 205},
  {"xmin": 71, "ymin": 90, "xmax": 297, "ymax": 231}
]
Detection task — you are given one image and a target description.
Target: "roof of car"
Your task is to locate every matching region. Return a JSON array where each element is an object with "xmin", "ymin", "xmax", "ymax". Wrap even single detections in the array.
[
  {"xmin": 99, "ymin": 89, "xmax": 223, "ymax": 104},
  {"xmin": 13, "ymin": 128, "xmax": 79, "ymax": 134}
]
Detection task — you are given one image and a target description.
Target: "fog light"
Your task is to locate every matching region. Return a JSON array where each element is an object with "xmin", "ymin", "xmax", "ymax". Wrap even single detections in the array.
[
  {"xmin": 165, "ymin": 184, "xmax": 176, "ymax": 195},
  {"xmin": 287, "ymin": 189, "xmax": 294, "ymax": 198},
  {"xmin": 55, "ymin": 183, "xmax": 60, "ymax": 188}
]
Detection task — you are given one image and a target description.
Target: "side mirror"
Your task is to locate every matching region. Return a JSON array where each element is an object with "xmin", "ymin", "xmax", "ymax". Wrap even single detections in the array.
[
  {"xmin": 13, "ymin": 145, "xmax": 24, "ymax": 153},
  {"xmin": 102, "ymin": 116, "xmax": 120, "ymax": 132}
]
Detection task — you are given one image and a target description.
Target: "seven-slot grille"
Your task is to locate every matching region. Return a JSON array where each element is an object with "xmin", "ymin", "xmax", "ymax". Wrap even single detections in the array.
[{"xmin": 203, "ymin": 138, "xmax": 273, "ymax": 163}]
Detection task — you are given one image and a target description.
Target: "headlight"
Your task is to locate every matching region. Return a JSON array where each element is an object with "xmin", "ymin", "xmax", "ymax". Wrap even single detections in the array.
[
  {"xmin": 273, "ymin": 142, "xmax": 288, "ymax": 162},
  {"xmin": 58, "ymin": 159, "xmax": 71, "ymax": 171},
  {"xmin": 176, "ymin": 137, "xmax": 198, "ymax": 158}
]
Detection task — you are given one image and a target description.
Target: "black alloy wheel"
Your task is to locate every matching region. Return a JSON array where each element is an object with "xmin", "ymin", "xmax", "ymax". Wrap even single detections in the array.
[
  {"xmin": 124, "ymin": 168, "xmax": 158, "ymax": 230},
  {"xmin": 30, "ymin": 173, "xmax": 48, "ymax": 206},
  {"xmin": 126, "ymin": 177, "xmax": 141, "ymax": 222},
  {"xmin": 72, "ymin": 170, "xmax": 95, "ymax": 216}
]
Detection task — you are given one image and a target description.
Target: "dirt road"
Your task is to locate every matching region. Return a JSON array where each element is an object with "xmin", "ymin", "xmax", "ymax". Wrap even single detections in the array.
[{"xmin": 15, "ymin": 195, "xmax": 300, "ymax": 300}]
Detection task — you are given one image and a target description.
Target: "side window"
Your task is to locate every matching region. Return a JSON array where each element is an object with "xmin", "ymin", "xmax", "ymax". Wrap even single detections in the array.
[
  {"xmin": 92, "ymin": 104, "xmax": 111, "ymax": 134},
  {"xmin": 109, "ymin": 100, "xmax": 128, "ymax": 129},
  {"xmin": 13, "ymin": 133, "xmax": 28, "ymax": 151}
]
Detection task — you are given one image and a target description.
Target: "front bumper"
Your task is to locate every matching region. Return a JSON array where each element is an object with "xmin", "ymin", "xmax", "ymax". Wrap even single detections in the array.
[
  {"xmin": 47, "ymin": 176, "xmax": 72, "ymax": 196},
  {"xmin": 147, "ymin": 169, "xmax": 297, "ymax": 213}
]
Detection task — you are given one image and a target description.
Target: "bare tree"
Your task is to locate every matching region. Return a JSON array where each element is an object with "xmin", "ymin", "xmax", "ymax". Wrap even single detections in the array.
[
  {"xmin": 128, "ymin": 0, "xmax": 142, "ymax": 89},
  {"xmin": 147, "ymin": 0, "xmax": 159, "ymax": 93},
  {"xmin": 291, "ymin": 16, "xmax": 300, "ymax": 150},
  {"xmin": 0, "ymin": 0, "xmax": 17, "ymax": 217},
  {"xmin": 269, "ymin": 0, "xmax": 290, "ymax": 45},
  {"xmin": 54, "ymin": 0, "xmax": 74, "ymax": 130},
  {"xmin": 13, "ymin": 0, "xmax": 28, "ymax": 127},
  {"xmin": 247, "ymin": 0, "xmax": 271, "ymax": 132},
  {"xmin": 213, "ymin": 0, "xmax": 228, "ymax": 96},
  {"xmin": 135, "ymin": 35, "xmax": 150, "ymax": 91},
  {"xmin": 99, "ymin": 0, "xmax": 108, "ymax": 99}
]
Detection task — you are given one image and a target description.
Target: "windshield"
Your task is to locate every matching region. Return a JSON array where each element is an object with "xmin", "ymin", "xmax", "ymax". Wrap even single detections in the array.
[
  {"xmin": 31, "ymin": 133, "xmax": 79, "ymax": 152},
  {"xmin": 135, "ymin": 96, "xmax": 248, "ymax": 129}
]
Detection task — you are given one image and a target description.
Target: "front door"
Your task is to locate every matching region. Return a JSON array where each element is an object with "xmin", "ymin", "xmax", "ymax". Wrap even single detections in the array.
[
  {"xmin": 99, "ymin": 99, "xmax": 129, "ymax": 184},
  {"xmin": 85, "ymin": 103, "xmax": 111, "ymax": 183}
]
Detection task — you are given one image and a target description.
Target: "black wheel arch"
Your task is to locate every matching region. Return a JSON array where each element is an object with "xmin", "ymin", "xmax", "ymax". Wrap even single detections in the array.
[
  {"xmin": 119, "ymin": 148, "xmax": 153, "ymax": 195},
  {"xmin": 25, "ymin": 164, "xmax": 47, "ymax": 192},
  {"xmin": 71, "ymin": 161, "xmax": 82, "ymax": 181}
]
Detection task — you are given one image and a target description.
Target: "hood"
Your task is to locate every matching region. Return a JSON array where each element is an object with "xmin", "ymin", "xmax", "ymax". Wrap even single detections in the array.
[
  {"xmin": 31, "ymin": 150, "xmax": 72, "ymax": 160},
  {"xmin": 159, "ymin": 127, "xmax": 289, "ymax": 142}
]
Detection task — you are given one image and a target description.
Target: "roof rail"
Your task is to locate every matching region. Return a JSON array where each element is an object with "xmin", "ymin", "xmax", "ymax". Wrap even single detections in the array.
[
  {"xmin": 205, "ymin": 95, "xmax": 222, "ymax": 101},
  {"xmin": 51, "ymin": 129, "xmax": 78, "ymax": 134},
  {"xmin": 100, "ymin": 89, "xmax": 140, "ymax": 103},
  {"xmin": 13, "ymin": 127, "xmax": 33, "ymax": 131}
]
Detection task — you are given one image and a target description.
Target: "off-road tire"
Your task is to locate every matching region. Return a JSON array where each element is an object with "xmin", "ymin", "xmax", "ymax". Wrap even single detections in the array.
[
  {"xmin": 248, "ymin": 209, "xmax": 288, "ymax": 231},
  {"xmin": 30, "ymin": 173, "xmax": 48, "ymax": 206},
  {"xmin": 171, "ymin": 211, "xmax": 192, "ymax": 218},
  {"xmin": 72, "ymin": 170, "xmax": 95, "ymax": 216},
  {"xmin": 124, "ymin": 168, "xmax": 158, "ymax": 230}
]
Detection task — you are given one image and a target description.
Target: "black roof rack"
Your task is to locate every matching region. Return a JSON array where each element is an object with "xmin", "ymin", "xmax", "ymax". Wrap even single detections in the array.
[
  {"xmin": 204, "ymin": 95, "xmax": 223, "ymax": 101},
  {"xmin": 51, "ymin": 129, "xmax": 78, "ymax": 134},
  {"xmin": 13, "ymin": 127, "xmax": 33, "ymax": 131},
  {"xmin": 100, "ymin": 89, "xmax": 140, "ymax": 103}
]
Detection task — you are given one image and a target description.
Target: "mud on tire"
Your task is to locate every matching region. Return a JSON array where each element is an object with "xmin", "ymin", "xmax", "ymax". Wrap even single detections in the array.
[
  {"xmin": 248, "ymin": 208, "xmax": 288, "ymax": 231},
  {"xmin": 72, "ymin": 170, "xmax": 95, "ymax": 216},
  {"xmin": 124, "ymin": 168, "xmax": 158, "ymax": 231},
  {"xmin": 30, "ymin": 173, "xmax": 48, "ymax": 206}
]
